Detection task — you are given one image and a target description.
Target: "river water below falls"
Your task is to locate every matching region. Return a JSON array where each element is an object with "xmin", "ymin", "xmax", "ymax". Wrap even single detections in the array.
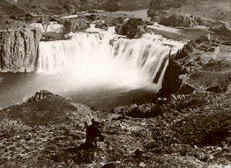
[{"xmin": 0, "ymin": 25, "xmax": 184, "ymax": 110}]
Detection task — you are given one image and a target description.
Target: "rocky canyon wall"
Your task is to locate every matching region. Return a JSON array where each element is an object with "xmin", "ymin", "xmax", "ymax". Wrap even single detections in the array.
[
  {"xmin": 0, "ymin": 27, "xmax": 42, "ymax": 72},
  {"xmin": 1, "ymin": 0, "xmax": 150, "ymax": 17},
  {"xmin": 148, "ymin": 0, "xmax": 231, "ymax": 27}
]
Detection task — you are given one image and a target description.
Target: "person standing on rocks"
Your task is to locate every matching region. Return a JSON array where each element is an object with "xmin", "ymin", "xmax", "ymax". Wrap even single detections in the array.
[
  {"xmin": 85, "ymin": 118, "xmax": 104, "ymax": 148},
  {"xmin": 78, "ymin": 118, "xmax": 104, "ymax": 162}
]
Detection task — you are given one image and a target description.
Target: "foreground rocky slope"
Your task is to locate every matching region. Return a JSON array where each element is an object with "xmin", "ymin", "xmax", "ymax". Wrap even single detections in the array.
[{"xmin": 0, "ymin": 81, "xmax": 231, "ymax": 167}]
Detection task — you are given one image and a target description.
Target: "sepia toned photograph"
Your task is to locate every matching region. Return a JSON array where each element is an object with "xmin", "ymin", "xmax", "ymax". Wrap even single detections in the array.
[{"xmin": 0, "ymin": 0, "xmax": 231, "ymax": 167}]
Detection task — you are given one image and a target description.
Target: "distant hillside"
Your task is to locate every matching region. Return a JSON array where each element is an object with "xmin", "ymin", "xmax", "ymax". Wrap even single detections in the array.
[
  {"xmin": 0, "ymin": 0, "xmax": 25, "ymax": 26},
  {"xmin": 11, "ymin": 0, "xmax": 84, "ymax": 15},
  {"xmin": 119, "ymin": 0, "xmax": 150, "ymax": 10},
  {"xmin": 0, "ymin": 0, "xmax": 25, "ymax": 16},
  {"xmin": 168, "ymin": 0, "xmax": 231, "ymax": 22},
  {"xmin": 148, "ymin": 0, "xmax": 231, "ymax": 23},
  {"xmin": 0, "ymin": 0, "xmax": 150, "ymax": 16}
]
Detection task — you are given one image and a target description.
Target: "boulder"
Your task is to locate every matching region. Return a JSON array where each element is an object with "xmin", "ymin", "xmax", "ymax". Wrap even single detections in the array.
[
  {"xmin": 95, "ymin": 21, "xmax": 108, "ymax": 30},
  {"xmin": 115, "ymin": 18, "xmax": 147, "ymax": 38},
  {"xmin": 84, "ymin": 14, "xmax": 99, "ymax": 22},
  {"xmin": 113, "ymin": 103, "xmax": 163, "ymax": 118},
  {"xmin": 0, "ymin": 26, "xmax": 42, "ymax": 72},
  {"xmin": 178, "ymin": 84, "xmax": 194, "ymax": 94}
]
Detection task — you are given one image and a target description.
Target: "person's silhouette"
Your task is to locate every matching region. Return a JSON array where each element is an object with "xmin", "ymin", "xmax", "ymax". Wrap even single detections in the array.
[
  {"xmin": 77, "ymin": 119, "xmax": 104, "ymax": 162},
  {"xmin": 85, "ymin": 119, "xmax": 104, "ymax": 148}
]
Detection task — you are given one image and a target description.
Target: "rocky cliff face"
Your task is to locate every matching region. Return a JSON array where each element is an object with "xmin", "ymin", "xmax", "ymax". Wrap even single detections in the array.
[
  {"xmin": 0, "ymin": 26, "xmax": 42, "ymax": 72},
  {"xmin": 158, "ymin": 14, "xmax": 205, "ymax": 27}
]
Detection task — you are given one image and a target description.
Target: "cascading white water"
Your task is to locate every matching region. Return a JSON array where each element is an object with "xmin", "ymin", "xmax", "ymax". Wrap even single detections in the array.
[{"xmin": 38, "ymin": 25, "xmax": 184, "ymax": 92}]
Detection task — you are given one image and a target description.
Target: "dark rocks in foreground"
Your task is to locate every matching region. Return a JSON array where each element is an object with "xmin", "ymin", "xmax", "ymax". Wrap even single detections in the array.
[
  {"xmin": 0, "ymin": 89, "xmax": 231, "ymax": 167},
  {"xmin": 173, "ymin": 110, "xmax": 231, "ymax": 146},
  {"xmin": 113, "ymin": 103, "xmax": 163, "ymax": 119}
]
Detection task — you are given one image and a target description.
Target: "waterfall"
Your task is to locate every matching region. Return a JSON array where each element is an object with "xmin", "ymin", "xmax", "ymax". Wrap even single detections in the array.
[{"xmin": 38, "ymin": 26, "xmax": 184, "ymax": 91}]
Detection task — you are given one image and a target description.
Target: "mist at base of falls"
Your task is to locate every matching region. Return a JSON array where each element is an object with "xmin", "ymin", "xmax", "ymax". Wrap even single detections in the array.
[
  {"xmin": 0, "ymin": 26, "xmax": 184, "ymax": 110},
  {"xmin": 0, "ymin": 72, "xmax": 157, "ymax": 111}
]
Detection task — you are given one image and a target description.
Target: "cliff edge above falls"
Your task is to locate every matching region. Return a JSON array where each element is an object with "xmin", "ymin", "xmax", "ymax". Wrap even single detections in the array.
[{"xmin": 0, "ymin": 26, "xmax": 42, "ymax": 72}]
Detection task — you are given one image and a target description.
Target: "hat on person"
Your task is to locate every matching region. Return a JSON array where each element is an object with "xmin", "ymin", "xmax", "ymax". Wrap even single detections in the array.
[{"xmin": 91, "ymin": 118, "xmax": 99, "ymax": 125}]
